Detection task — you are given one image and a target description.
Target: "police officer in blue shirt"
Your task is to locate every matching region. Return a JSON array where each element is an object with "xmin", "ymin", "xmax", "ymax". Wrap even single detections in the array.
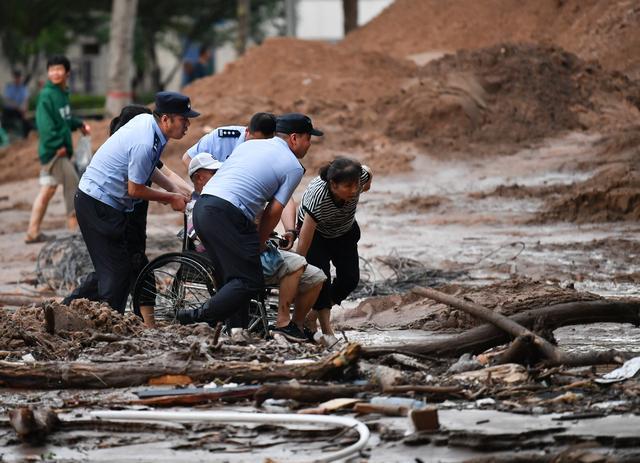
[
  {"xmin": 176, "ymin": 112, "xmax": 323, "ymax": 329},
  {"xmin": 70, "ymin": 91, "xmax": 199, "ymax": 314},
  {"xmin": 181, "ymin": 112, "xmax": 276, "ymax": 168}
]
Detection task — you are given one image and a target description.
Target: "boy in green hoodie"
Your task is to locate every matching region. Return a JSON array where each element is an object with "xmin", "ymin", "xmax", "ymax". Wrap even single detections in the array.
[{"xmin": 25, "ymin": 55, "xmax": 90, "ymax": 244}]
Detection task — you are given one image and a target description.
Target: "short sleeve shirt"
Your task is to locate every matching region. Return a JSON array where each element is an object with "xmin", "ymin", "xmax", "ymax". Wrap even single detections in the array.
[
  {"xmin": 186, "ymin": 125, "xmax": 246, "ymax": 162},
  {"xmin": 79, "ymin": 114, "xmax": 166, "ymax": 212},
  {"xmin": 201, "ymin": 137, "xmax": 304, "ymax": 221},
  {"xmin": 297, "ymin": 166, "xmax": 371, "ymax": 238},
  {"xmin": 3, "ymin": 83, "xmax": 29, "ymax": 108}
]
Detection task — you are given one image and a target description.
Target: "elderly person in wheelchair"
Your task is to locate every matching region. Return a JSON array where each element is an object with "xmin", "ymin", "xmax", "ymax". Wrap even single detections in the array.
[{"xmin": 187, "ymin": 153, "xmax": 325, "ymax": 342}]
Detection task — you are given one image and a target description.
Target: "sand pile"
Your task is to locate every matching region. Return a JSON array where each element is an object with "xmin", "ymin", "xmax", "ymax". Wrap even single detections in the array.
[
  {"xmin": 375, "ymin": 43, "xmax": 640, "ymax": 150},
  {"xmin": 344, "ymin": 0, "xmax": 640, "ymax": 80},
  {"xmin": 539, "ymin": 163, "xmax": 640, "ymax": 223},
  {"xmin": 2, "ymin": 3, "xmax": 639, "ymax": 185}
]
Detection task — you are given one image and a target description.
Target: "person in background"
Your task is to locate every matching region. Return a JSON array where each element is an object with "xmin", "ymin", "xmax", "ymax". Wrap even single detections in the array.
[
  {"xmin": 296, "ymin": 157, "xmax": 372, "ymax": 347},
  {"xmin": 2, "ymin": 69, "xmax": 32, "ymax": 138},
  {"xmin": 191, "ymin": 46, "xmax": 213, "ymax": 81},
  {"xmin": 25, "ymin": 56, "xmax": 90, "ymax": 244}
]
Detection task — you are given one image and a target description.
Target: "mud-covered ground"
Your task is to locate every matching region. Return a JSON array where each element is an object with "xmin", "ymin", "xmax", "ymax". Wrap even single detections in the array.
[{"xmin": 1, "ymin": 128, "xmax": 640, "ymax": 461}]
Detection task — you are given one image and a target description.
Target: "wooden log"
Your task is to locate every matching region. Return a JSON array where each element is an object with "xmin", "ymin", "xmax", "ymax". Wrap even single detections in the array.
[
  {"xmin": 254, "ymin": 382, "xmax": 373, "ymax": 406},
  {"xmin": 409, "ymin": 287, "xmax": 566, "ymax": 363},
  {"xmin": 403, "ymin": 287, "xmax": 631, "ymax": 368},
  {"xmin": 362, "ymin": 299, "xmax": 640, "ymax": 359},
  {"xmin": 0, "ymin": 343, "xmax": 361, "ymax": 389}
]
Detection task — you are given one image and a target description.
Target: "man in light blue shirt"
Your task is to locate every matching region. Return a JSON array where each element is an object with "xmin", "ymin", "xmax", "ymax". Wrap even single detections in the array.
[
  {"xmin": 177, "ymin": 113, "xmax": 323, "ymax": 329},
  {"xmin": 181, "ymin": 112, "xmax": 276, "ymax": 167},
  {"xmin": 70, "ymin": 91, "xmax": 198, "ymax": 314},
  {"xmin": 2, "ymin": 70, "xmax": 31, "ymax": 138}
]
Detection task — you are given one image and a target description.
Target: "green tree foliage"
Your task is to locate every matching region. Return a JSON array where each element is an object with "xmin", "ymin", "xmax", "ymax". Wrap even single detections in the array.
[
  {"xmin": 0, "ymin": 0, "xmax": 110, "ymax": 82},
  {"xmin": 0, "ymin": 0, "xmax": 283, "ymax": 91}
]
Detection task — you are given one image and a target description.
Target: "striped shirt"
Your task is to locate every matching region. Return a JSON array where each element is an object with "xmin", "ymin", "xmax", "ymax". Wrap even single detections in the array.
[{"xmin": 297, "ymin": 166, "xmax": 371, "ymax": 239}]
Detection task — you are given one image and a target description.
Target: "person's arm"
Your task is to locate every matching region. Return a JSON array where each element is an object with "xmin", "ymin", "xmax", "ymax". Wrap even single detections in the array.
[
  {"xmin": 35, "ymin": 95, "xmax": 65, "ymax": 157},
  {"xmin": 362, "ymin": 165, "xmax": 373, "ymax": 192},
  {"xmin": 150, "ymin": 166, "xmax": 193, "ymax": 196},
  {"xmin": 296, "ymin": 213, "xmax": 317, "ymax": 257},
  {"xmin": 160, "ymin": 164, "xmax": 193, "ymax": 196},
  {"xmin": 257, "ymin": 199, "xmax": 286, "ymax": 250},
  {"xmin": 279, "ymin": 198, "xmax": 298, "ymax": 251},
  {"xmin": 182, "ymin": 152, "xmax": 192, "ymax": 170},
  {"xmin": 127, "ymin": 181, "xmax": 189, "ymax": 212}
]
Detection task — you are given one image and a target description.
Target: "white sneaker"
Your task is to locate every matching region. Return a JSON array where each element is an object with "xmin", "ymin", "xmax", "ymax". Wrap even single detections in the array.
[{"xmin": 321, "ymin": 334, "xmax": 340, "ymax": 349}]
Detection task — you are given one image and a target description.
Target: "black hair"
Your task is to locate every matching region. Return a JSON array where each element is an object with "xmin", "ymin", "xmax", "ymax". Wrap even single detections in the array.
[
  {"xmin": 319, "ymin": 157, "xmax": 362, "ymax": 185},
  {"xmin": 110, "ymin": 104, "xmax": 152, "ymax": 135},
  {"xmin": 248, "ymin": 112, "xmax": 276, "ymax": 136},
  {"xmin": 198, "ymin": 45, "xmax": 210, "ymax": 57},
  {"xmin": 46, "ymin": 55, "xmax": 71, "ymax": 72},
  {"xmin": 12, "ymin": 69, "xmax": 22, "ymax": 78}
]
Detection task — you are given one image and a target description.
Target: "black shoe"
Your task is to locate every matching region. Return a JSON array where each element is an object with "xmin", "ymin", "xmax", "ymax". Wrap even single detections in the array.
[
  {"xmin": 176, "ymin": 308, "xmax": 200, "ymax": 325},
  {"xmin": 303, "ymin": 326, "xmax": 317, "ymax": 343},
  {"xmin": 271, "ymin": 321, "xmax": 307, "ymax": 342}
]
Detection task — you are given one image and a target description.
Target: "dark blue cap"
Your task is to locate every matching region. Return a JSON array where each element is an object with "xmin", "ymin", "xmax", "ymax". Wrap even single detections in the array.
[
  {"xmin": 276, "ymin": 113, "xmax": 323, "ymax": 136},
  {"xmin": 155, "ymin": 91, "xmax": 200, "ymax": 118}
]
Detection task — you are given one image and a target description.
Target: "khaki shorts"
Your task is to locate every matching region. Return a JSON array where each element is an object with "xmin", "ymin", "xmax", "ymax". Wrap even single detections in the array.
[
  {"xmin": 265, "ymin": 250, "xmax": 326, "ymax": 292},
  {"xmin": 39, "ymin": 155, "xmax": 79, "ymax": 215}
]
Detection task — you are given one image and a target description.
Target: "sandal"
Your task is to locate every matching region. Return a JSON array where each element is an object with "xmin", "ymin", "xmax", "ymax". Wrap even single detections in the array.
[{"xmin": 24, "ymin": 232, "xmax": 55, "ymax": 244}]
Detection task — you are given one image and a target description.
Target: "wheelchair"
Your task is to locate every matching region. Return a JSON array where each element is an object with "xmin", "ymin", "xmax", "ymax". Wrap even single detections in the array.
[{"xmin": 131, "ymin": 215, "xmax": 279, "ymax": 336}]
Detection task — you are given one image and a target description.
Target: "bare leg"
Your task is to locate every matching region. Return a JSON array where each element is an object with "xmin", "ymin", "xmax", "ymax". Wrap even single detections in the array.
[
  {"xmin": 316, "ymin": 308, "xmax": 334, "ymax": 336},
  {"xmin": 292, "ymin": 281, "xmax": 323, "ymax": 330},
  {"xmin": 67, "ymin": 212, "xmax": 78, "ymax": 231},
  {"xmin": 275, "ymin": 267, "xmax": 304, "ymax": 328},
  {"xmin": 26, "ymin": 185, "xmax": 57, "ymax": 240},
  {"xmin": 140, "ymin": 306, "xmax": 156, "ymax": 328},
  {"xmin": 305, "ymin": 310, "xmax": 318, "ymax": 332}
]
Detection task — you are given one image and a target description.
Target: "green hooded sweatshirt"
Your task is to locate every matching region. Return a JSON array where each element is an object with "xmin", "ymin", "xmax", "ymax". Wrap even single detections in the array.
[{"xmin": 35, "ymin": 80, "xmax": 83, "ymax": 164}]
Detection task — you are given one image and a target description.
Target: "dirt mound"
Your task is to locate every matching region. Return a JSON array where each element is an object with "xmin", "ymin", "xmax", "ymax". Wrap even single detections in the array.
[
  {"xmin": 538, "ymin": 163, "xmax": 640, "ymax": 223},
  {"xmin": 387, "ymin": 195, "xmax": 450, "ymax": 213},
  {"xmin": 0, "ymin": 301, "xmax": 145, "ymax": 360},
  {"xmin": 180, "ymin": 37, "xmax": 418, "ymax": 175},
  {"xmin": 336, "ymin": 277, "xmax": 600, "ymax": 331},
  {"xmin": 344, "ymin": 0, "xmax": 640, "ymax": 80},
  {"xmin": 375, "ymin": 43, "xmax": 640, "ymax": 150}
]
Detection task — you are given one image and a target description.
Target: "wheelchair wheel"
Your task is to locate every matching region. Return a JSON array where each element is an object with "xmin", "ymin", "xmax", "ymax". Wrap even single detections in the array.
[
  {"xmin": 247, "ymin": 287, "xmax": 279, "ymax": 337},
  {"xmin": 132, "ymin": 252, "xmax": 218, "ymax": 321}
]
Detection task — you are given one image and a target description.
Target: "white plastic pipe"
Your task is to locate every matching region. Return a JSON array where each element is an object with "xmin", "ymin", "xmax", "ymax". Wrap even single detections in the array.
[{"xmin": 90, "ymin": 410, "xmax": 370, "ymax": 462}]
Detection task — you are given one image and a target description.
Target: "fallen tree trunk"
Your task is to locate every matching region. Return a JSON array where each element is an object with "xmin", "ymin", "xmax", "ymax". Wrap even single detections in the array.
[
  {"xmin": 404, "ymin": 287, "xmax": 629, "ymax": 367},
  {"xmin": 0, "ymin": 344, "xmax": 361, "ymax": 389},
  {"xmin": 362, "ymin": 299, "xmax": 640, "ymax": 359}
]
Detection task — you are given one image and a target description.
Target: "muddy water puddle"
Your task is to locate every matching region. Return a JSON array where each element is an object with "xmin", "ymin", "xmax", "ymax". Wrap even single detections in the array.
[{"xmin": 352, "ymin": 135, "xmax": 640, "ymax": 299}]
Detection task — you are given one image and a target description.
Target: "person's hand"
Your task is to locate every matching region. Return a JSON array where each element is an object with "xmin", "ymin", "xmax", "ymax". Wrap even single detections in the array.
[
  {"xmin": 279, "ymin": 230, "xmax": 297, "ymax": 251},
  {"xmin": 169, "ymin": 193, "xmax": 189, "ymax": 212},
  {"xmin": 55, "ymin": 146, "xmax": 68, "ymax": 158},
  {"xmin": 80, "ymin": 123, "xmax": 91, "ymax": 136}
]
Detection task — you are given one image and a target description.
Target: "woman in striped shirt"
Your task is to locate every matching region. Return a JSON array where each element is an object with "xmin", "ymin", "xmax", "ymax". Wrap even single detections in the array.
[{"xmin": 296, "ymin": 157, "xmax": 372, "ymax": 346}]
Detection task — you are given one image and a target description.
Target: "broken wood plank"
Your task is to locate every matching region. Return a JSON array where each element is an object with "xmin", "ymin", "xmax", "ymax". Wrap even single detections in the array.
[
  {"xmin": 254, "ymin": 382, "xmax": 373, "ymax": 406},
  {"xmin": 0, "ymin": 344, "xmax": 361, "ymax": 389}
]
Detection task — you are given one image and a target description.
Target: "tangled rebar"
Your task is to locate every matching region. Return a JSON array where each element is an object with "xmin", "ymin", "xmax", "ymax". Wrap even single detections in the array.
[
  {"xmin": 35, "ymin": 235, "xmax": 93, "ymax": 295},
  {"xmin": 353, "ymin": 251, "xmax": 468, "ymax": 298}
]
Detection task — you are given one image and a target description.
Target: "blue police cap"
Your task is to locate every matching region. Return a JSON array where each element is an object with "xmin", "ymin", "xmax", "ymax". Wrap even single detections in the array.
[
  {"xmin": 155, "ymin": 91, "xmax": 200, "ymax": 118},
  {"xmin": 276, "ymin": 113, "xmax": 323, "ymax": 136}
]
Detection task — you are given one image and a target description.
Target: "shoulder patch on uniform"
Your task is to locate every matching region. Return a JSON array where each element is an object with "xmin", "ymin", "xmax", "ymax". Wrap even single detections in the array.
[
  {"xmin": 153, "ymin": 134, "xmax": 161, "ymax": 153},
  {"xmin": 218, "ymin": 128, "xmax": 241, "ymax": 138}
]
